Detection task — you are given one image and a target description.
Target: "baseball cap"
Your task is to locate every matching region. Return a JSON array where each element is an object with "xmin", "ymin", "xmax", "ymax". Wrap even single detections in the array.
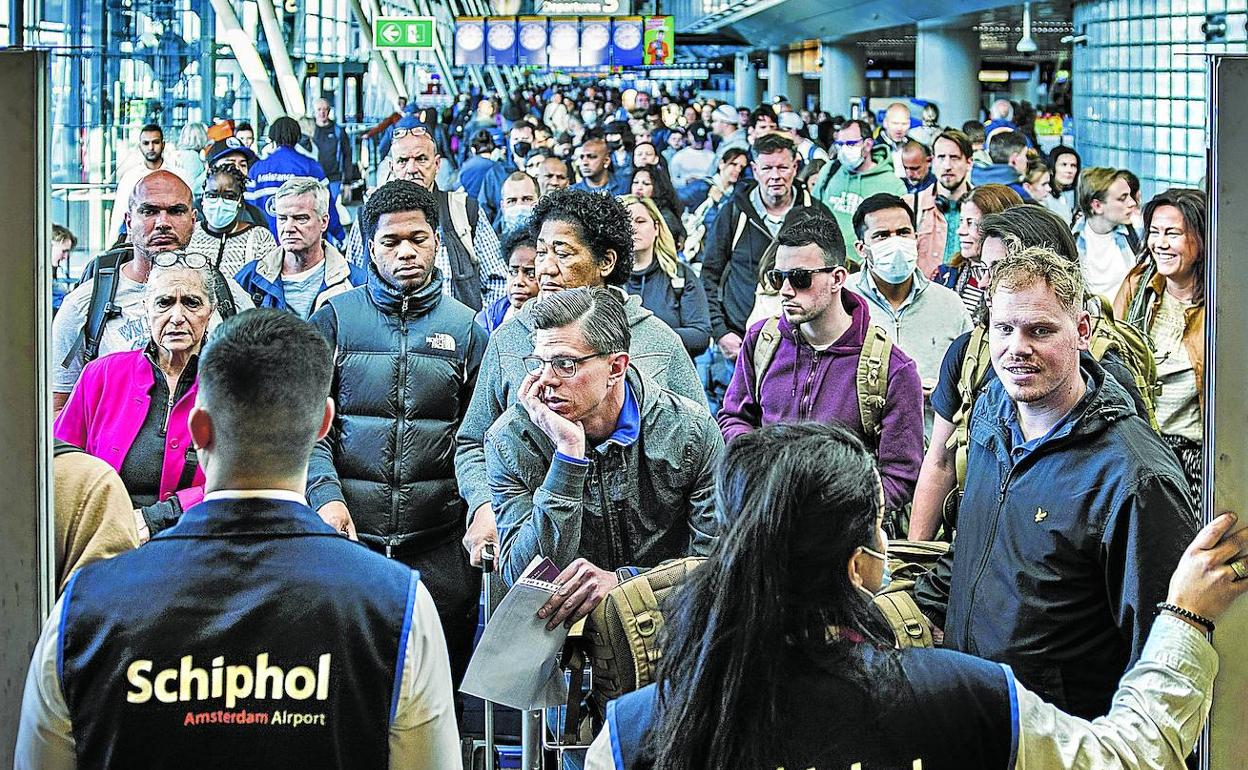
[
  {"xmin": 777, "ymin": 111, "xmax": 805, "ymax": 131},
  {"xmin": 206, "ymin": 137, "xmax": 258, "ymax": 167},
  {"xmin": 689, "ymin": 122, "xmax": 709, "ymax": 142},
  {"xmin": 712, "ymin": 104, "xmax": 740, "ymax": 125}
]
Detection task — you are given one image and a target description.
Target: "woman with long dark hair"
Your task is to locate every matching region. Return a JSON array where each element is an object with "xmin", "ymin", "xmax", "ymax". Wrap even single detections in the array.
[
  {"xmin": 588, "ymin": 421, "xmax": 1248, "ymax": 769},
  {"xmin": 1114, "ymin": 188, "xmax": 1207, "ymax": 504},
  {"xmin": 628, "ymin": 165, "xmax": 686, "ymax": 246},
  {"xmin": 1048, "ymin": 145, "xmax": 1081, "ymax": 221}
]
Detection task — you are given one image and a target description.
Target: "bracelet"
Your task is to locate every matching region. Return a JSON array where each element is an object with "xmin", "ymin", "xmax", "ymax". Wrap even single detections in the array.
[{"xmin": 1156, "ymin": 602, "xmax": 1215, "ymax": 633}]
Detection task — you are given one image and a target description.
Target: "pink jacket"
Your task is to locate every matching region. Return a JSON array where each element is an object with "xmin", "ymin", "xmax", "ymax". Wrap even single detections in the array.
[{"xmin": 54, "ymin": 348, "xmax": 204, "ymax": 511}]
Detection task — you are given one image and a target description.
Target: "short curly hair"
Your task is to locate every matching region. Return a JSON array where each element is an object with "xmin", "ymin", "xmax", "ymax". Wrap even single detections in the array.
[
  {"xmin": 361, "ymin": 179, "xmax": 439, "ymax": 244},
  {"xmin": 528, "ymin": 188, "xmax": 634, "ymax": 286}
]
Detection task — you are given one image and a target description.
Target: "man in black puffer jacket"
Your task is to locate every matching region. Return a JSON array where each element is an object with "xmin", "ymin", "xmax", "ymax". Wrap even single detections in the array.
[{"xmin": 307, "ymin": 180, "xmax": 488, "ymax": 692}]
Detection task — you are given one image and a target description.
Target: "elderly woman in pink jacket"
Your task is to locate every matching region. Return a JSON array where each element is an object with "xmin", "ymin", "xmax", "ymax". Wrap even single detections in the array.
[{"xmin": 54, "ymin": 255, "xmax": 218, "ymax": 542}]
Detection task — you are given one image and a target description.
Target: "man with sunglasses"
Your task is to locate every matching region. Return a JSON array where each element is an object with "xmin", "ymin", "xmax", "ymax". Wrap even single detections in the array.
[
  {"xmin": 810, "ymin": 119, "xmax": 905, "ymax": 262},
  {"xmin": 52, "ymin": 170, "xmax": 254, "ymax": 414},
  {"xmin": 718, "ymin": 214, "xmax": 924, "ymax": 518},
  {"xmin": 485, "ymin": 287, "xmax": 721, "ymax": 617}
]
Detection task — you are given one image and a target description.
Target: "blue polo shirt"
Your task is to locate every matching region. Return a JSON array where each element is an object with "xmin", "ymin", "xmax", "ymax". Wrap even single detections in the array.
[
  {"xmin": 555, "ymin": 381, "xmax": 639, "ymax": 465},
  {"xmin": 1000, "ymin": 372, "xmax": 1095, "ymax": 464}
]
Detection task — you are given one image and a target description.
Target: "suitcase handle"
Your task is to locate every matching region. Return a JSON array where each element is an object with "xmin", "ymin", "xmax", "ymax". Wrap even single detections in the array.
[{"xmin": 481, "ymin": 542, "xmax": 496, "ymax": 575}]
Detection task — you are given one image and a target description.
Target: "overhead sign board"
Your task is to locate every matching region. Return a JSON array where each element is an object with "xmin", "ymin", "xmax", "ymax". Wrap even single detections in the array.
[
  {"xmin": 538, "ymin": 0, "xmax": 630, "ymax": 15},
  {"xmin": 373, "ymin": 16, "xmax": 437, "ymax": 49}
]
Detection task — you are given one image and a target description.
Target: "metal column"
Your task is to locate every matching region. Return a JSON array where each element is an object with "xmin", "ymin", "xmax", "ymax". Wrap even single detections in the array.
[
  {"xmin": 208, "ymin": 0, "xmax": 288, "ymax": 121},
  {"xmin": 256, "ymin": 0, "xmax": 307, "ymax": 116},
  {"xmin": 348, "ymin": 0, "xmax": 406, "ymax": 103}
]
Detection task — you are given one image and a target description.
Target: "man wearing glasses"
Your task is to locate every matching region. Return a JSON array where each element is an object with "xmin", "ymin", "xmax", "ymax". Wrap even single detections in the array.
[
  {"xmin": 484, "ymin": 287, "xmax": 721, "ymax": 620},
  {"xmin": 342, "ymin": 124, "xmax": 508, "ymax": 313},
  {"xmin": 717, "ymin": 214, "xmax": 924, "ymax": 519},
  {"xmin": 809, "ymin": 118, "xmax": 905, "ymax": 262},
  {"xmin": 51, "ymin": 170, "xmax": 254, "ymax": 414}
]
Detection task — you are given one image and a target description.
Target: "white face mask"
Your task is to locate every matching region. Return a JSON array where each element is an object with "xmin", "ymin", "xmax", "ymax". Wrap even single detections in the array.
[
  {"xmin": 837, "ymin": 144, "xmax": 866, "ymax": 171},
  {"xmin": 869, "ymin": 236, "xmax": 919, "ymax": 285},
  {"xmin": 501, "ymin": 205, "xmax": 534, "ymax": 233}
]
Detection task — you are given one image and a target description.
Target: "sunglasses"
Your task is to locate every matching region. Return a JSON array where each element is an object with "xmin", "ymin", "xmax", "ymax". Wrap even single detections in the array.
[{"xmin": 764, "ymin": 266, "xmax": 839, "ymax": 291}]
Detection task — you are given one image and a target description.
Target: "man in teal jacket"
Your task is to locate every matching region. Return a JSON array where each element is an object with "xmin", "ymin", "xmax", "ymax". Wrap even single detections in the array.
[{"xmin": 810, "ymin": 119, "xmax": 906, "ymax": 265}]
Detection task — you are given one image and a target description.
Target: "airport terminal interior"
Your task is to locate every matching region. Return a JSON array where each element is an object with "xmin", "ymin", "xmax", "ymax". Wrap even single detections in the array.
[{"xmin": 3, "ymin": 0, "xmax": 1248, "ymax": 768}]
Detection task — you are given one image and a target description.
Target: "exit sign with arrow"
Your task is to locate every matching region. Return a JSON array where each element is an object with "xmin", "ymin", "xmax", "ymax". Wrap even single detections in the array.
[{"xmin": 373, "ymin": 16, "xmax": 437, "ymax": 49}]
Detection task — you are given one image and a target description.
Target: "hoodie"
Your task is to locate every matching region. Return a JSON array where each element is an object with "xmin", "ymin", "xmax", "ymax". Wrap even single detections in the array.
[
  {"xmin": 454, "ymin": 289, "xmax": 705, "ymax": 518},
  {"xmin": 969, "ymin": 163, "xmax": 1035, "ymax": 203},
  {"xmin": 717, "ymin": 290, "xmax": 924, "ymax": 509},
  {"xmin": 811, "ymin": 149, "xmax": 907, "ymax": 263}
]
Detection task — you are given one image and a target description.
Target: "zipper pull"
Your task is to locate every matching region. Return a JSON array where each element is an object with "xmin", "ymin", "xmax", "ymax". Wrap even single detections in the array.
[{"xmin": 386, "ymin": 542, "xmax": 393, "ymax": 559}]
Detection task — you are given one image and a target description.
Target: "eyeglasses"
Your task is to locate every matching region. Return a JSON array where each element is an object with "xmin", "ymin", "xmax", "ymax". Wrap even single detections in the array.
[
  {"xmin": 152, "ymin": 251, "xmax": 208, "ymax": 269},
  {"xmin": 764, "ymin": 266, "xmax": 839, "ymax": 291},
  {"xmin": 393, "ymin": 127, "xmax": 430, "ymax": 140},
  {"xmin": 833, "ymin": 138, "xmax": 865, "ymax": 148},
  {"xmin": 522, "ymin": 352, "xmax": 607, "ymax": 378}
]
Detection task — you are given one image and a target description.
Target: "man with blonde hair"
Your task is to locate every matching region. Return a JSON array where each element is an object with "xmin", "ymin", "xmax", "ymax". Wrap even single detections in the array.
[{"xmin": 918, "ymin": 246, "xmax": 1198, "ymax": 721}]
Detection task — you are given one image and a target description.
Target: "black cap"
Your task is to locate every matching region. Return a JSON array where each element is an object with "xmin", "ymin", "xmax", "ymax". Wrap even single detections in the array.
[{"xmin": 206, "ymin": 136, "xmax": 258, "ymax": 167}]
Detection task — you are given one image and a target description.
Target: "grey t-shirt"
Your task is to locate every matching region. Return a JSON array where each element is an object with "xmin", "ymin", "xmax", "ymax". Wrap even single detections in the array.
[
  {"xmin": 52, "ymin": 270, "xmax": 255, "ymax": 394},
  {"xmin": 281, "ymin": 263, "xmax": 326, "ymax": 320}
]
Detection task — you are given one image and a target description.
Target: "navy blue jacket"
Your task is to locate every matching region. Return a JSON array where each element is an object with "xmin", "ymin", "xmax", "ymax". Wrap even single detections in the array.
[
  {"xmin": 59, "ymin": 497, "xmax": 416, "ymax": 768},
  {"xmin": 623, "ymin": 260, "xmax": 711, "ymax": 357},
  {"xmin": 969, "ymin": 162, "xmax": 1036, "ymax": 203},
  {"xmin": 606, "ymin": 645, "xmax": 1016, "ymax": 769},
  {"xmin": 307, "ymin": 267, "xmax": 488, "ymax": 556},
  {"xmin": 934, "ymin": 359, "xmax": 1197, "ymax": 719}
]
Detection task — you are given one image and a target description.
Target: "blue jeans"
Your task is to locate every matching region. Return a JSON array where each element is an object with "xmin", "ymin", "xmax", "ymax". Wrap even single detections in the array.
[{"xmin": 696, "ymin": 344, "xmax": 737, "ymax": 416}]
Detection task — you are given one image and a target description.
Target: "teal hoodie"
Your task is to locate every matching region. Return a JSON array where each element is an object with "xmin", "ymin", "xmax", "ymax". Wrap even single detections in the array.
[{"xmin": 812, "ymin": 145, "xmax": 906, "ymax": 265}]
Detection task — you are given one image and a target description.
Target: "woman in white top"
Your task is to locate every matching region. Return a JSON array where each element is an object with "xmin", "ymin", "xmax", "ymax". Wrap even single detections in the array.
[
  {"xmin": 187, "ymin": 164, "xmax": 278, "ymax": 278},
  {"xmin": 1114, "ymin": 188, "xmax": 1206, "ymax": 504}
]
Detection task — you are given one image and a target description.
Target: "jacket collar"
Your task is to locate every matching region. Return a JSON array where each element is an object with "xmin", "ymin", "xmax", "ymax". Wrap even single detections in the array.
[
  {"xmin": 366, "ymin": 260, "xmax": 444, "ymax": 317},
  {"xmin": 256, "ymin": 241, "xmax": 353, "ymax": 286},
  {"xmin": 853, "ymin": 267, "xmax": 929, "ymax": 309},
  {"xmin": 153, "ymin": 497, "xmax": 341, "ymax": 539},
  {"xmin": 777, "ymin": 289, "xmax": 873, "ymax": 352}
]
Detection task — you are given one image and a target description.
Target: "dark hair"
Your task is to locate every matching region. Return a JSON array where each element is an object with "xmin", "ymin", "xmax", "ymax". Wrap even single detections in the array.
[
  {"xmin": 720, "ymin": 146, "xmax": 749, "ymax": 167},
  {"xmin": 751, "ymin": 132, "xmax": 798, "ymax": 161},
  {"xmin": 1142, "ymin": 188, "xmax": 1207, "ymax": 305},
  {"xmin": 235, "ymin": 121, "xmax": 254, "ymax": 134},
  {"xmin": 206, "ymin": 162, "xmax": 248, "ymax": 195},
  {"xmin": 525, "ymin": 146, "xmax": 554, "ymax": 163},
  {"xmin": 649, "ymin": 422, "xmax": 899, "ymax": 770},
  {"xmin": 837, "ymin": 119, "xmax": 872, "ymax": 141},
  {"xmin": 961, "ymin": 119, "xmax": 986, "ymax": 146},
  {"xmin": 777, "ymin": 212, "xmax": 846, "ymax": 267},
  {"xmin": 197, "ymin": 309, "xmax": 333, "ymax": 477},
  {"xmin": 987, "ymin": 130, "xmax": 1027, "ymax": 164},
  {"xmin": 529, "ymin": 286, "xmax": 630, "ymax": 355},
  {"xmin": 628, "ymin": 165, "xmax": 681, "ymax": 220},
  {"xmin": 52, "ymin": 223, "xmax": 77, "ymax": 249},
  {"xmin": 852, "ymin": 192, "xmax": 916, "ymax": 240},
  {"xmin": 1120, "ymin": 169, "xmax": 1141, "ymax": 198},
  {"xmin": 1047, "ymin": 146, "xmax": 1082, "ymax": 194},
  {"xmin": 933, "ymin": 129, "xmax": 973, "ymax": 160},
  {"xmin": 361, "ymin": 179, "xmax": 439, "ymax": 243},
  {"xmin": 979, "ymin": 204, "xmax": 1079, "ymax": 263},
  {"xmin": 502, "ymin": 227, "xmax": 537, "ymax": 261},
  {"xmin": 528, "ymin": 187, "xmax": 635, "ymax": 286},
  {"xmin": 748, "ymin": 106, "xmax": 777, "ymax": 128},
  {"xmin": 140, "ymin": 123, "xmax": 163, "ymax": 137},
  {"xmin": 269, "ymin": 116, "xmax": 302, "ymax": 148},
  {"xmin": 470, "ymin": 129, "xmax": 496, "ymax": 154}
]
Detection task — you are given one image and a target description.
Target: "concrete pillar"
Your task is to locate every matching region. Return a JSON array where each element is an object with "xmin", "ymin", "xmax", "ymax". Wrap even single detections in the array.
[
  {"xmin": 914, "ymin": 22, "xmax": 980, "ymax": 129},
  {"xmin": 734, "ymin": 51, "xmax": 759, "ymax": 109},
  {"xmin": 767, "ymin": 48, "xmax": 788, "ymax": 103},
  {"xmin": 819, "ymin": 40, "xmax": 864, "ymax": 116}
]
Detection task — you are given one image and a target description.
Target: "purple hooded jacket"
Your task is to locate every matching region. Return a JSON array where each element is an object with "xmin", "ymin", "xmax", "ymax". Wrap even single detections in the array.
[{"xmin": 717, "ymin": 291, "xmax": 924, "ymax": 509}]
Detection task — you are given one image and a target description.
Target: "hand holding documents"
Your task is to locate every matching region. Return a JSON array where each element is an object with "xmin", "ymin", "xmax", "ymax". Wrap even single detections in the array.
[{"xmin": 460, "ymin": 555, "xmax": 572, "ymax": 710}]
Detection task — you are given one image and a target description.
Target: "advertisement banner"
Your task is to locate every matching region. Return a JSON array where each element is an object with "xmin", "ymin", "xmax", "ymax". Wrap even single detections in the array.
[
  {"xmin": 485, "ymin": 17, "xmax": 518, "ymax": 66},
  {"xmin": 580, "ymin": 17, "xmax": 611, "ymax": 68},
  {"xmin": 454, "ymin": 17, "xmax": 486, "ymax": 66},
  {"xmin": 610, "ymin": 16, "xmax": 643, "ymax": 67},
  {"xmin": 548, "ymin": 17, "xmax": 580, "ymax": 68},
  {"xmin": 516, "ymin": 16, "xmax": 548, "ymax": 66},
  {"xmin": 642, "ymin": 15, "xmax": 674, "ymax": 66}
]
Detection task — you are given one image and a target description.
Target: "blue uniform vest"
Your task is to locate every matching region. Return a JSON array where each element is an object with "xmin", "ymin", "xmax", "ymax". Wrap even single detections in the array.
[
  {"xmin": 59, "ymin": 498, "xmax": 417, "ymax": 768},
  {"xmin": 607, "ymin": 646, "xmax": 1018, "ymax": 770}
]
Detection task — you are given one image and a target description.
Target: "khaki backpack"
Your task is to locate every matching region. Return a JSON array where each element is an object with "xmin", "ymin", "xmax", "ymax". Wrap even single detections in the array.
[{"xmin": 942, "ymin": 299, "xmax": 1160, "ymax": 523}]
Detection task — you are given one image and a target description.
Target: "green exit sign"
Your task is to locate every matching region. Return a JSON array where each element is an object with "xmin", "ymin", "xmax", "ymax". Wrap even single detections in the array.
[{"xmin": 373, "ymin": 16, "xmax": 437, "ymax": 49}]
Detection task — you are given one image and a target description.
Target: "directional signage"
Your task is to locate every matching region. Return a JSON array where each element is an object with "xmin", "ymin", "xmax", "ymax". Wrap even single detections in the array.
[{"xmin": 374, "ymin": 16, "xmax": 437, "ymax": 49}]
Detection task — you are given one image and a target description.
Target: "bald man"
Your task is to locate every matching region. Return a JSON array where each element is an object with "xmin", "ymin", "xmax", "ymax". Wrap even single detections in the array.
[
  {"xmin": 51, "ymin": 171, "xmax": 254, "ymax": 412},
  {"xmin": 880, "ymin": 103, "xmax": 914, "ymax": 179},
  {"xmin": 311, "ymin": 97, "xmax": 356, "ymax": 204},
  {"xmin": 341, "ymin": 128, "xmax": 507, "ymax": 311}
]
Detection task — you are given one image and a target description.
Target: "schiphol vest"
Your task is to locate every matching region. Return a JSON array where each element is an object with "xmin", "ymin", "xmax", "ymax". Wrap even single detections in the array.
[
  {"xmin": 59, "ymin": 498, "xmax": 417, "ymax": 769},
  {"xmin": 607, "ymin": 646, "xmax": 1017, "ymax": 770}
]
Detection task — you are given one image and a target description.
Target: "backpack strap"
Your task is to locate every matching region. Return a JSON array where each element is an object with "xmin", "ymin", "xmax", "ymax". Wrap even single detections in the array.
[
  {"xmin": 613, "ymin": 576, "xmax": 664, "ymax": 689},
  {"xmin": 855, "ymin": 324, "xmax": 893, "ymax": 441},
  {"xmin": 945, "ymin": 324, "xmax": 991, "ymax": 490},
  {"xmin": 448, "ymin": 191, "xmax": 479, "ymax": 266},
  {"xmin": 729, "ymin": 211, "xmax": 749, "ymax": 254},
  {"xmin": 212, "ymin": 271, "xmax": 237, "ymax": 319},
  {"xmin": 750, "ymin": 315, "xmax": 783, "ymax": 401},
  {"xmin": 63, "ymin": 248, "xmax": 130, "ymax": 368},
  {"xmin": 53, "ymin": 440, "xmax": 84, "ymax": 458},
  {"xmin": 871, "ymin": 592, "xmax": 933, "ymax": 649}
]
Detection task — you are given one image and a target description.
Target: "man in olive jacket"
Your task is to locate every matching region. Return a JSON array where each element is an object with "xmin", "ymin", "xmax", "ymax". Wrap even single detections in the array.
[
  {"xmin": 306, "ymin": 180, "xmax": 487, "ymax": 690},
  {"xmin": 486, "ymin": 287, "xmax": 721, "ymax": 625}
]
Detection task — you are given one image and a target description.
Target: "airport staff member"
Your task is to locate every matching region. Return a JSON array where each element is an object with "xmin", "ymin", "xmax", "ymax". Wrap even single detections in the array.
[{"xmin": 15, "ymin": 310, "xmax": 460, "ymax": 770}]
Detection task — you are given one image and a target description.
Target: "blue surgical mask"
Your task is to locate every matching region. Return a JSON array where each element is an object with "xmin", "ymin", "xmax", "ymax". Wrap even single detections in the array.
[
  {"xmin": 202, "ymin": 196, "xmax": 240, "ymax": 231},
  {"xmin": 861, "ymin": 545, "xmax": 892, "ymax": 591},
  {"xmin": 501, "ymin": 204, "xmax": 534, "ymax": 234},
  {"xmin": 868, "ymin": 236, "xmax": 919, "ymax": 285}
]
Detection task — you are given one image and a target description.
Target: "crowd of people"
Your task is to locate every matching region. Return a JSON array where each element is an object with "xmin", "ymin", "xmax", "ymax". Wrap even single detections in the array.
[{"xmin": 20, "ymin": 81, "xmax": 1237, "ymax": 770}]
